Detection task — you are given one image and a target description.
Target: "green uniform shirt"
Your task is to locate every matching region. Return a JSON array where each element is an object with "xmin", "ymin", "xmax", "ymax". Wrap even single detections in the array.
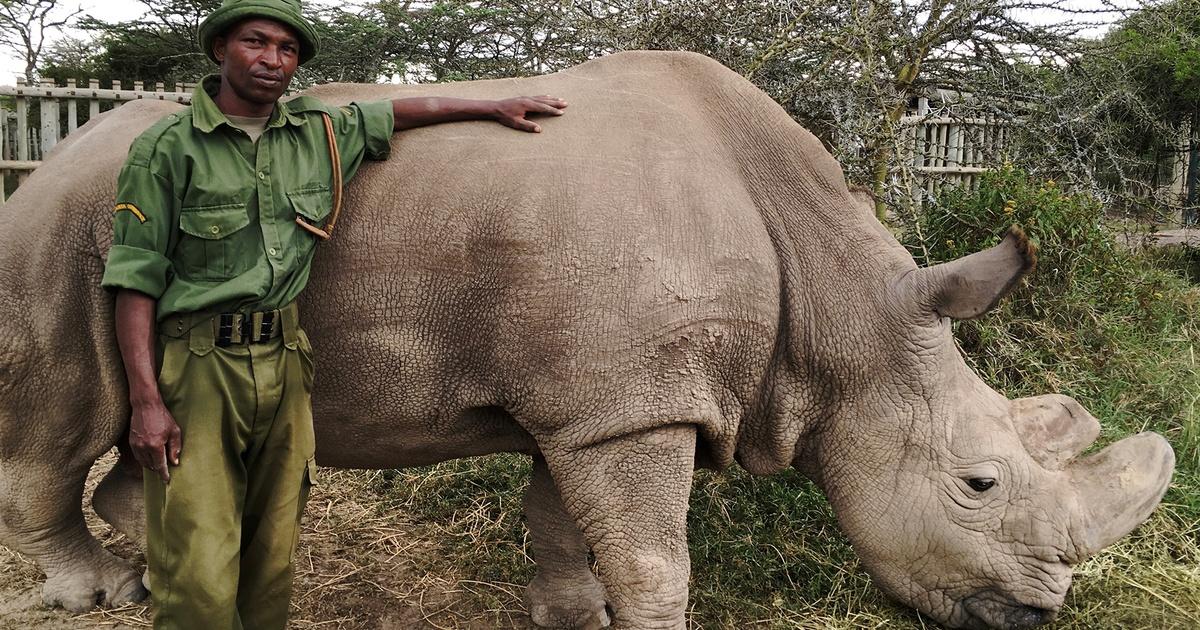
[{"xmin": 101, "ymin": 75, "xmax": 394, "ymax": 321}]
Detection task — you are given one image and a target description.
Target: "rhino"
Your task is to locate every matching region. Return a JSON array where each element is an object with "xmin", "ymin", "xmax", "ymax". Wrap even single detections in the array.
[{"xmin": 0, "ymin": 51, "xmax": 1176, "ymax": 629}]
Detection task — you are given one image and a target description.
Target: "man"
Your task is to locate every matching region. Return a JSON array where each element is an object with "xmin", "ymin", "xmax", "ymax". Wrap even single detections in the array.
[{"xmin": 100, "ymin": 1, "xmax": 567, "ymax": 628}]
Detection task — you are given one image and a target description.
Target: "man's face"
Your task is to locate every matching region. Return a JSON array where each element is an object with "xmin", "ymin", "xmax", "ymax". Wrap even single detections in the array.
[{"xmin": 214, "ymin": 18, "xmax": 300, "ymax": 106}]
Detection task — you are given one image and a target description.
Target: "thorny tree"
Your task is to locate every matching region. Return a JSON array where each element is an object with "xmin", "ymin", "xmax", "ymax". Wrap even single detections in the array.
[
  {"xmin": 0, "ymin": 0, "xmax": 80, "ymax": 84},
  {"xmin": 1023, "ymin": 0, "xmax": 1200, "ymax": 223},
  {"xmin": 32, "ymin": 0, "xmax": 1192, "ymax": 221}
]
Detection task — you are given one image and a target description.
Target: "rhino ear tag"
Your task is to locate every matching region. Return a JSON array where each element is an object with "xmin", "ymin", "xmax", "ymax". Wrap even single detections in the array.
[{"xmin": 901, "ymin": 226, "xmax": 1037, "ymax": 320}]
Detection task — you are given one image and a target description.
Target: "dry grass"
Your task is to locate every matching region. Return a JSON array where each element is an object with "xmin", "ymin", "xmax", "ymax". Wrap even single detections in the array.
[{"xmin": 1, "ymin": 449, "xmax": 1198, "ymax": 629}]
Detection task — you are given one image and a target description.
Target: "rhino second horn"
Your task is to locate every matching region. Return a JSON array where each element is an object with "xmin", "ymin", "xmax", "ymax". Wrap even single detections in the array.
[
  {"xmin": 900, "ymin": 226, "xmax": 1038, "ymax": 320},
  {"xmin": 1067, "ymin": 432, "xmax": 1175, "ymax": 562},
  {"xmin": 1011, "ymin": 394, "xmax": 1101, "ymax": 470}
]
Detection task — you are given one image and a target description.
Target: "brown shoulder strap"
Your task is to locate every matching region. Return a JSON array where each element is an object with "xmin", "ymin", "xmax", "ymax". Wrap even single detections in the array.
[{"xmin": 294, "ymin": 112, "xmax": 344, "ymax": 240}]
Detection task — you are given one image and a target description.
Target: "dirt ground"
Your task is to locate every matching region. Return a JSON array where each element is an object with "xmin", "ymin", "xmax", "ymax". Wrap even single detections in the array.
[
  {"xmin": 1130, "ymin": 227, "xmax": 1200, "ymax": 248},
  {"xmin": 0, "ymin": 452, "xmax": 534, "ymax": 630}
]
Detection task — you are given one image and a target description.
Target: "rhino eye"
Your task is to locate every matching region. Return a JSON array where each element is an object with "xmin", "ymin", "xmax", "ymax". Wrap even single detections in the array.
[{"xmin": 966, "ymin": 478, "xmax": 996, "ymax": 492}]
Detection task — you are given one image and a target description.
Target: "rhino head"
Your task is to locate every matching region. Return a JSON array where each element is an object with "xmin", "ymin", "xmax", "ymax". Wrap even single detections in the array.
[{"xmin": 803, "ymin": 228, "xmax": 1175, "ymax": 629}]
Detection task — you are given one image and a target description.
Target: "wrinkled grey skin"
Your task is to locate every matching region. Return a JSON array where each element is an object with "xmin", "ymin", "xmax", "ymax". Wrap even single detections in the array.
[{"xmin": 0, "ymin": 52, "xmax": 1175, "ymax": 629}]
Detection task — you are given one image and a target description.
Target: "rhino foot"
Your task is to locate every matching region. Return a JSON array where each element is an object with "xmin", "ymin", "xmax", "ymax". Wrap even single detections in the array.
[
  {"xmin": 526, "ymin": 573, "xmax": 611, "ymax": 630},
  {"xmin": 42, "ymin": 557, "xmax": 148, "ymax": 612}
]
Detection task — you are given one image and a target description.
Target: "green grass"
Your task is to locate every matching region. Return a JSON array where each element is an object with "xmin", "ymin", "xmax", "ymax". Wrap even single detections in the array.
[{"xmin": 360, "ymin": 167, "xmax": 1200, "ymax": 627}]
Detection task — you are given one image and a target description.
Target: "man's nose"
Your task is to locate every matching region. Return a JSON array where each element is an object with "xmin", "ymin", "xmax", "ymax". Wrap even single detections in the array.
[{"xmin": 260, "ymin": 46, "xmax": 282, "ymax": 69}]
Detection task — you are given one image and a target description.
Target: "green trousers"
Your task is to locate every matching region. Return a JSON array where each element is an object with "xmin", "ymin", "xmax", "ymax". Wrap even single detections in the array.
[{"xmin": 146, "ymin": 304, "xmax": 317, "ymax": 630}]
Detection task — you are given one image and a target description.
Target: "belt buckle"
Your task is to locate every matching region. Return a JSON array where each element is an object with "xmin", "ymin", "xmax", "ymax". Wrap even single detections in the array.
[
  {"xmin": 259, "ymin": 311, "xmax": 276, "ymax": 341},
  {"xmin": 215, "ymin": 313, "xmax": 246, "ymax": 347}
]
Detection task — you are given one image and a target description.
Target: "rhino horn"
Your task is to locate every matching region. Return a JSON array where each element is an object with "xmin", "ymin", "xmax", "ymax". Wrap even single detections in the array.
[
  {"xmin": 901, "ymin": 226, "xmax": 1038, "ymax": 319},
  {"xmin": 1067, "ymin": 432, "xmax": 1175, "ymax": 562},
  {"xmin": 1011, "ymin": 394, "xmax": 1101, "ymax": 470}
]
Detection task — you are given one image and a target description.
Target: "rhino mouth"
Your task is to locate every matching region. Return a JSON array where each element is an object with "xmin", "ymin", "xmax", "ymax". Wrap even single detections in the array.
[{"xmin": 959, "ymin": 590, "xmax": 1056, "ymax": 630}]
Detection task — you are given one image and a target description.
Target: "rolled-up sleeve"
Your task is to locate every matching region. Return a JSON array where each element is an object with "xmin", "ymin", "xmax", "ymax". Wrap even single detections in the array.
[
  {"xmin": 100, "ymin": 164, "xmax": 177, "ymax": 298},
  {"xmin": 329, "ymin": 99, "xmax": 394, "ymax": 181}
]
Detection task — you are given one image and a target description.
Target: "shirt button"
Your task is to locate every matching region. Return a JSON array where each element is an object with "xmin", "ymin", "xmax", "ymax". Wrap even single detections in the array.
[
  {"xmin": 268, "ymin": 247, "xmax": 278, "ymax": 256},
  {"xmin": 210, "ymin": 225, "xmax": 220, "ymax": 234},
  {"xmin": 258, "ymin": 171, "xmax": 266, "ymax": 180}
]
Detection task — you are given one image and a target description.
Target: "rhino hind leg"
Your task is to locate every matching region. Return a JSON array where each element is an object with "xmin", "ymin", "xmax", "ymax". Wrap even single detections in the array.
[
  {"xmin": 0, "ymin": 459, "xmax": 147, "ymax": 612},
  {"xmin": 524, "ymin": 456, "xmax": 612, "ymax": 629},
  {"xmin": 91, "ymin": 453, "xmax": 146, "ymax": 547},
  {"xmin": 541, "ymin": 424, "xmax": 696, "ymax": 630}
]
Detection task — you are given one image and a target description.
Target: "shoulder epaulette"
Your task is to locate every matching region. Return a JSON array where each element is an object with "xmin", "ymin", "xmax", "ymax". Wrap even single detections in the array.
[{"xmin": 127, "ymin": 111, "xmax": 188, "ymax": 168}]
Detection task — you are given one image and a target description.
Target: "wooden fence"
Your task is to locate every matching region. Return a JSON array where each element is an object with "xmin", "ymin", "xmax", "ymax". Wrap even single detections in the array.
[
  {"xmin": 898, "ymin": 94, "xmax": 1193, "ymax": 221},
  {"xmin": 897, "ymin": 95, "xmax": 1015, "ymax": 209},
  {"xmin": 0, "ymin": 77, "xmax": 195, "ymax": 199},
  {"xmin": 0, "ymin": 79, "xmax": 1190, "ymax": 218}
]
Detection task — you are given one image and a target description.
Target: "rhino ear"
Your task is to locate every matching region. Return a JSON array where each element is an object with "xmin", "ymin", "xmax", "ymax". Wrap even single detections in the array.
[{"xmin": 901, "ymin": 226, "xmax": 1037, "ymax": 319}]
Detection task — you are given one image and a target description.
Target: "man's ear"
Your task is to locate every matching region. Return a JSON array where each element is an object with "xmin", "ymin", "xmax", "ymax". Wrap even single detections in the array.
[{"xmin": 213, "ymin": 36, "xmax": 226, "ymax": 63}]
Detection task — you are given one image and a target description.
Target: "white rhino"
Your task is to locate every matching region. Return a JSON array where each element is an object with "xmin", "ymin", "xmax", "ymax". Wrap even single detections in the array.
[{"xmin": 0, "ymin": 51, "xmax": 1175, "ymax": 629}]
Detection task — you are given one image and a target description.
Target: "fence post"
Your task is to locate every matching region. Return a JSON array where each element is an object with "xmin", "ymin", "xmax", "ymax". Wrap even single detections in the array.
[
  {"xmin": 65, "ymin": 78, "xmax": 78, "ymax": 133},
  {"xmin": 1187, "ymin": 111, "xmax": 1198, "ymax": 226},
  {"xmin": 15, "ymin": 77, "xmax": 27, "ymax": 163},
  {"xmin": 39, "ymin": 78, "xmax": 59, "ymax": 155},
  {"xmin": 0, "ymin": 101, "xmax": 6, "ymax": 202},
  {"xmin": 88, "ymin": 79, "xmax": 100, "ymax": 118}
]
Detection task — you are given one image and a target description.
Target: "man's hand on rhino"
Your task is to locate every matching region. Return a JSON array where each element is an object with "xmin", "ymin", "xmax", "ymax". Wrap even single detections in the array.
[
  {"xmin": 391, "ymin": 95, "xmax": 567, "ymax": 133},
  {"xmin": 130, "ymin": 403, "xmax": 181, "ymax": 484},
  {"xmin": 490, "ymin": 95, "xmax": 568, "ymax": 133}
]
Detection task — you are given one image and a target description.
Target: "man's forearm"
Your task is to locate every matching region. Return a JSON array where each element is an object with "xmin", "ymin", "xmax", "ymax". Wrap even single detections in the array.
[
  {"xmin": 115, "ymin": 290, "xmax": 162, "ymax": 407},
  {"xmin": 391, "ymin": 95, "xmax": 567, "ymax": 133},
  {"xmin": 391, "ymin": 97, "xmax": 496, "ymax": 131},
  {"xmin": 116, "ymin": 290, "xmax": 181, "ymax": 481}
]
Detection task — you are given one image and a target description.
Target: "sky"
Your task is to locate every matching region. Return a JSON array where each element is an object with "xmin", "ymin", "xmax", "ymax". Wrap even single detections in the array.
[{"xmin": 0, "ymin": 0, "xmax": 1138, "ymax": 86}]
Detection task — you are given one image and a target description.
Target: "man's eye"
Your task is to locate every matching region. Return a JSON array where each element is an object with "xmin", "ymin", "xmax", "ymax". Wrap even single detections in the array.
[{"xmin": 966, "ymin": 478, "xmax": 996, "ymax": 492}]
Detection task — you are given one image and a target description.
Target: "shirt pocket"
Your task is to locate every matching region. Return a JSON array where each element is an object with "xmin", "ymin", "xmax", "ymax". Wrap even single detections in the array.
[
  {"xmin": 176, "ymin": 202, "xmax": 253, "ymax": 281},
  {"xmin": 287, "ymin": 186, "xmax": 333, "ymax": 227}
]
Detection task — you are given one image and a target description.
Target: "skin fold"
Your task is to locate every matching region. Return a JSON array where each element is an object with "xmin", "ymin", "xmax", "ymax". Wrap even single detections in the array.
[{"xmin": 0, "ymin": 51, "xmax": 1174, "ymax": 629}]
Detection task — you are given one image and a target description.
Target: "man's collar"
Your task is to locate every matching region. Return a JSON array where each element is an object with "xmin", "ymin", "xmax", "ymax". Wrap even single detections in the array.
[{"xmin": 191, "ymin": 75, "xmax": 307, "ymax": 134}]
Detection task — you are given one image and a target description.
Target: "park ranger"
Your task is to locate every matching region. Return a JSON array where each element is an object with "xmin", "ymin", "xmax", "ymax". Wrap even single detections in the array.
[{"xmin": 100, "ymin": 0, "xmax": 567, "ymax": 628}]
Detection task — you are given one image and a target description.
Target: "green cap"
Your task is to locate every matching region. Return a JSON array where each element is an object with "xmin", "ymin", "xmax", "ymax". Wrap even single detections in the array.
[{"xmin": 198, "ymin": 0, "xmax": 320, "ymax": 66}]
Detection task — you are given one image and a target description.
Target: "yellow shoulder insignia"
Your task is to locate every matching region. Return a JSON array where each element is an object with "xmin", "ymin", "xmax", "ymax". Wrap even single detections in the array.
[
  {"xmin": 339, "ymin": 106, "xmax": 353, "ymax": 116},
  {"xmin": 114, "ymin": 203, "xmax": 147, "ymax": 223}
]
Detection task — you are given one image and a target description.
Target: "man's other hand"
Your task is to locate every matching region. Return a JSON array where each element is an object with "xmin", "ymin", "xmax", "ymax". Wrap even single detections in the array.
[{"xmin": 130, "ymin": 401, "xmax": 182, "ymax": 484}]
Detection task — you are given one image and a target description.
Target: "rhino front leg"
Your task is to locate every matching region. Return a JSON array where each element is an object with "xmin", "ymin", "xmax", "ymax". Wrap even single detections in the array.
[
  {"xmin": 524, "ymin": 455, "xmax": 611, "ymax": 629},
  {"xmin": 543, "ymin": 424, "xmax": 695, "ymax": 630},
  {"xmin": 0, "ymin": 459, "xmax": 147, "ymax": 612}
]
